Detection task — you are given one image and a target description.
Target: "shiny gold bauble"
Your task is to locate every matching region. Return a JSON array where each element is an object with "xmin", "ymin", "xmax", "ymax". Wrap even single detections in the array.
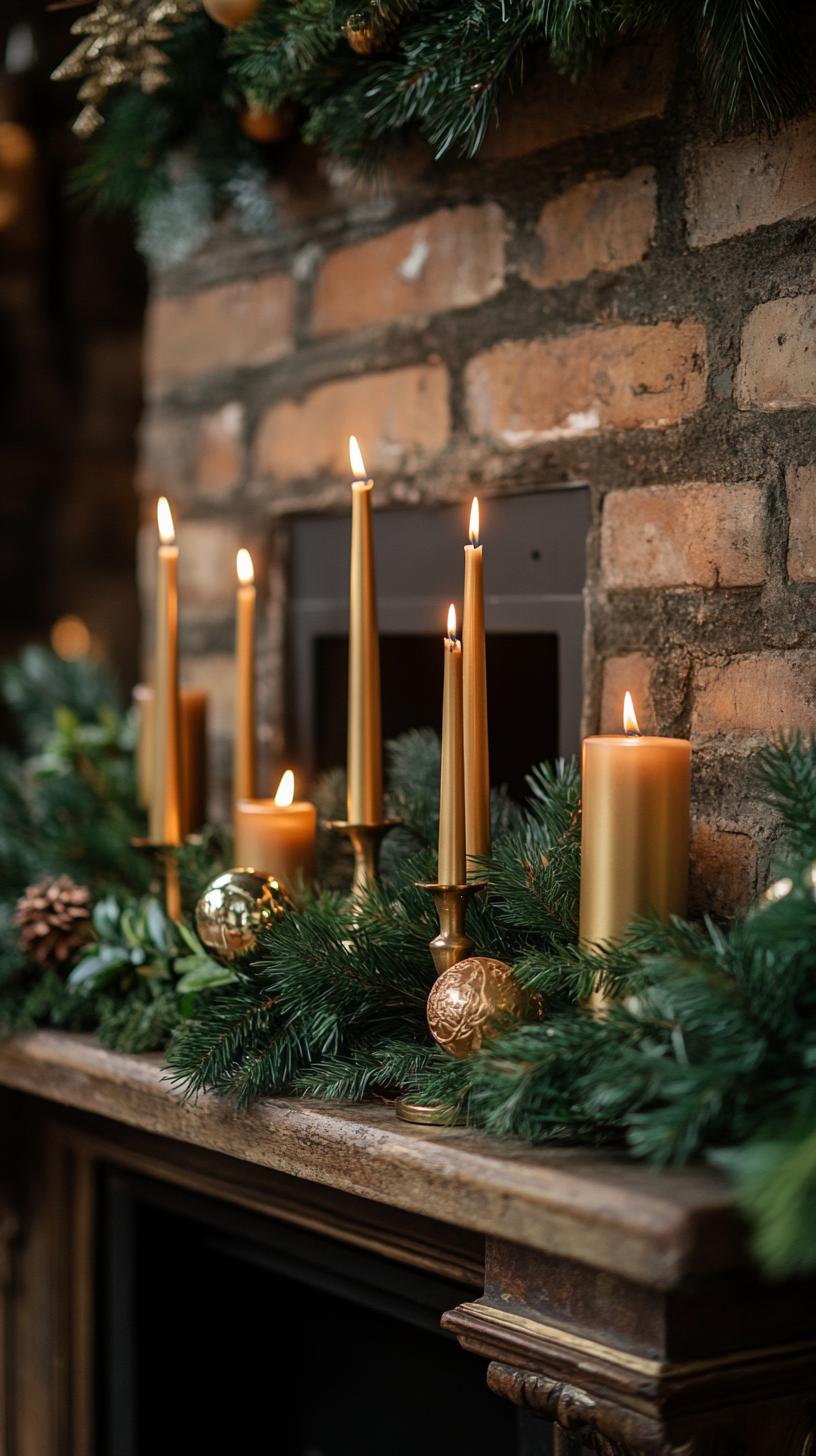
[
  {"xmin": 344, "ymin": 17, "xmax": 386, "ymax": 54},
  {"xmin": 239, "ymin": 102, "xmax": 295, "ymax": 143},
  {"xmin": 202, "ymin": 0, "xmax": 261, "ymax": 27},
  {"xmin": 426, "ymin": 957, "xmax": 542, "ymax": 1059},
  {"xmin": 195, "ymin": 869, "xmax": 292, "ymax": 963}
]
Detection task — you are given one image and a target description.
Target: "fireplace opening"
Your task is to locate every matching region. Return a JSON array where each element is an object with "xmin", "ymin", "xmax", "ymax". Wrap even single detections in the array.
[
  {"xmin": 99, "ymin": 1169, "xmax": 550, "ymax": 1455},
  {"xmin": 286, "ymin": 487, "xmax": 587, "ymax": 798}
]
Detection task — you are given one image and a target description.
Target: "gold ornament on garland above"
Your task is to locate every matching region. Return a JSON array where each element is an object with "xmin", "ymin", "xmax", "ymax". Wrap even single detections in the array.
[
  {"xmin": 201, "ymin": 0, "xmax": 261, "ymax": 27},
  {"xmin": 426, "ymin": 956, "xmax": 543, "ymax": 1060},
  {"xmin": 52, "ymin": 0, "xmax": 199, "ymax": 138}
]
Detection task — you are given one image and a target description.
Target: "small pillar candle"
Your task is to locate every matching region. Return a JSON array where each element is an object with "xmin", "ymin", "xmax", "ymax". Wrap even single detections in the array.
[
  {"xmin": 234, "ymin": 547, "xmax": 256, "ymax": 805},
  {"xmin": 463, "ymin": 496, "xmax": 490, "ymax": 870},
  {"xmin": 438, "ymin": 604, "xmax": 466, "ymax": 886},
  {"xmin": 149, "ymin": 497, "xmax": 181, "ymax": 846},
  {"xmin": 235, "ymin": 771, "xmax": 317, "ymax": 884},
  {"xmin": 579, "ymin": 691, "xmax": 691, "ymax": 950},
  {"xmin": 134, "ymin": 684, "xmax": 208, "ymax": 835},
  {"xmin": 346, "ymin": 434, "xmax": 383, "ymax": 825}
]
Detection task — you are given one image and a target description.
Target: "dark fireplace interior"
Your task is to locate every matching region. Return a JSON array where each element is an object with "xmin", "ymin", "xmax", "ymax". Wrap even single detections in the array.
[
  {"xmin": 286, "ymin": 487, "xmax": 588, "ymax": 798},
  {"xmin": 99, "ymin": 1170, "xmax": 550, "ymax": 1455}
]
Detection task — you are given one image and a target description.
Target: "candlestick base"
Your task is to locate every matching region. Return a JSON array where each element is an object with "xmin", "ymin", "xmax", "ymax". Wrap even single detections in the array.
[
  {"xmin": 326, "ymin": 819, "xmax": 402, "ymax": 899},
  {"xmin": 415, "ymin": 881, "xmax": 486, "ymax": 977},
  {"xmin": 395, "ymin": 880, "xmax": 485, "ymax": 1127},
  {"xmin": 130, "ymin": 838, "xmax": 182, "ymax": 921}
]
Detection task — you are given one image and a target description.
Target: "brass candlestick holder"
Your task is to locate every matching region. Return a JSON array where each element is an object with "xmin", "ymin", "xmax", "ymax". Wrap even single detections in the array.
[
  {"xmin": 326, "ymin": 819, "xmax": 402, "ymax": 898},
  {"xmin": 396, "ymin": 879, "xmax": 484, "ymax": 1126},
  {"xmin": 131, "ymin": 838, "xmax": 182, "ymax": 921}
]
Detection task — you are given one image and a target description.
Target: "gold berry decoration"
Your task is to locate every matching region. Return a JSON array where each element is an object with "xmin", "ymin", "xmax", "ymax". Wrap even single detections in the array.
[{"xmin": 240, "ymin": 102, "xmax": 295, "ymax": 144}]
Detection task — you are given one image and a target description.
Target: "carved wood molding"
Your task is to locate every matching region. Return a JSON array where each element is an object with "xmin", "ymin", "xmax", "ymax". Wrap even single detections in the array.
[{"xmin": 486, "ymin": 1362, "xmax": 687, "ymax": 1456}]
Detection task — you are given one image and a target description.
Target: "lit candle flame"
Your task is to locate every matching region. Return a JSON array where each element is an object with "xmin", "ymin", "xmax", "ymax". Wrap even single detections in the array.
[
  {"xmin": 157, "ymin": 496, "xmax": 175, "ymax": 545},
  {"xmin": 623, "ymin": 691, "xmax": 641, "ymax": 736},
  {"xmin": 468, "ymin": 496, "xmax": 480, "ymax": 547},
  {"xmin": 349, "ymin": 434, "xmax": 366, "ymax": 480},
  {"xmin": 236, "ymin": 547, "xmax": 254, "ymax": 585},
  {"xmin": 447, "ymin": 603, "xmax": 457, "ymax": 640},
  {"xmin": 274, "ymin": 769, "xmax": 295, "ymax": 807}
]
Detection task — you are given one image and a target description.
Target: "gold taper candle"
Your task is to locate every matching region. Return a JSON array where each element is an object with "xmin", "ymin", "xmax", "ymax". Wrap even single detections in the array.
[
  {"xmin": 579, "ymin": 691, "xmax": 691, "ymax": 954},
  {"xmin": 463, "ymin": 496, "xmax": 490, "ymax": 870},
  {"xmin": 149, "ymin": 497, "xmax": 181, "ymax": 846},
  {"xmin": 438, "ymin": 604, "xmax": 466, "ymax": 886},
  {"xmin": 235, "ymin": 771, "xmax": 317, "ymax": 884},
  {"xmin": 234, "ymin": 547, "xmax": 256, "ymax": 805},
  {"xmin": 347, "ymin": 434, "xmax": 383, "ymax": 824},
  {"xmin": 135, "ymin": 685, "xmax": 208, "ymax": 833}
]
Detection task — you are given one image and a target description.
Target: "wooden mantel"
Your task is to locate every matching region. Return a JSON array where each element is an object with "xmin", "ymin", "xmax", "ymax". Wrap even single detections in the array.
[{"xmin": 0, "ymin": 1031, "xmax": 814, "ymax": 1456}]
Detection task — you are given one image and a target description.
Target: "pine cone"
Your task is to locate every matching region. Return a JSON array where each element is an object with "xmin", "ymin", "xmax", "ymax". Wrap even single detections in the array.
[{"xmin": 14, "ymin": 876, "xmax": 92, "ymax": 967}]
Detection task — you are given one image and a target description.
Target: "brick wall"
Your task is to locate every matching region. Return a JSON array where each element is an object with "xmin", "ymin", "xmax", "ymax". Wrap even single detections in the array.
[{"xmin": 137, "ymin": 39, "xmax": 816, "ymax": 914}]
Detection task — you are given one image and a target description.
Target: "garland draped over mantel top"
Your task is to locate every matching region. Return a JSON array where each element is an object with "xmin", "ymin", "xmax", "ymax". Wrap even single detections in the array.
[
  {"xmin": 2, "ymin": 648, "xmax": 816, "ymax": 1283},
  {"xmin": 59, "ymin": 0, "xmax": 814, "ymax": 223}
]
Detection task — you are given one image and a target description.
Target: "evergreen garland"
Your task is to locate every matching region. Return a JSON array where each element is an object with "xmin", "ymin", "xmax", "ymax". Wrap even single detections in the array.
[
  {"xmin": 3, "ymin": 649, "xmax": 816, "ymax": 1278},
  {"xmin": 59, "ymin": 1, "xmax": 813, "ymax": 223}
]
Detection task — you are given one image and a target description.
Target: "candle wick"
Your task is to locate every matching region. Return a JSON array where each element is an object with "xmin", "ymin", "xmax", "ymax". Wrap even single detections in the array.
[{"xmin": 625, "ymin": 727, "xmax": 642, "ymax": 738}]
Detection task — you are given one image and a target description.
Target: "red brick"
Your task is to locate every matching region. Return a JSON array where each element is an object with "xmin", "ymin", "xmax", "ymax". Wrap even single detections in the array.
[
  {"xmin": 690, "ymin": 824, "xmax": 758, "ymax": 917},
  {"xmin": 312, "ymin": 205, "xmax": 506, "ymax": 335},
  {"xmin": 481, "ymin": 39, "xmax": 673, "ymax": 162},
  {"xmin": 465, "ymin": 321, "xmax": 707, "ymax": 443},
  {"xmin": 524, "ymin": 168, "xmax": 656, "ymax": 290},
  {"xmin": 735, "ymin": 295, "xmax": 816, "ymax": 410},
  {"xmin": 196, "ymin": 403, "xmax": 244, "ymax": 497},
  {"xmin": 601, "ymin": 483, "xmax": 764, "ymax": 590},
  {"xmin": 144, "ymin": 274, "xmax": 295, "ymax": 386},
  {"xmin": 686, "ymin": 116, "xmax": 816, "ymax": 248},
  {"xmin": 600, "ymin": 654, "xmax": 656, "ymax": 733},
  {"xmin": 137, "ymin": 414, "xmax": 194, "ymax": 499},
  {"xmin": 693, "ymin": 652, "xmax": 816, "ymax": 739},
  {"xmin": 787, "ymin": 465, "xmax": 816, "ymax": 582},
  {"xmin": 254, "ymin": 365, "xmax": 450, "ymax": 479}
]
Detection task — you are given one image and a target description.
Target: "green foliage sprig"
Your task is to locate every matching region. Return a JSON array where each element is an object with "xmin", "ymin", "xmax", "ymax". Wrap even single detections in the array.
[{"xmin": 61, "ymin": 0, "xmax": 813, "ymax": 221}]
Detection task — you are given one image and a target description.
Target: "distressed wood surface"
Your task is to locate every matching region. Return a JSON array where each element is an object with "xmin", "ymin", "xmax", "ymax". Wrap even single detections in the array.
[{"xmin": 0, "ymin": 1030, "xmax": 743, "ymax": 1288}]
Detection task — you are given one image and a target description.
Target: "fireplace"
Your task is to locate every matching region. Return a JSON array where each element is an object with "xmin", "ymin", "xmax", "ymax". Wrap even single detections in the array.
[
  {"xmin": 98, "ymin": 1168, "xmax": 548, "ymax": 1455},
  {"xmin": 285, "ymin": 488, "xmax": 588, "ymax": 799}
]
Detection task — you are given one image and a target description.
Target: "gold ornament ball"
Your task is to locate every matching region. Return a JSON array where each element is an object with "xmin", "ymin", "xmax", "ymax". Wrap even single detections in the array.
[
  {"xmin": 202, "ymin": 0, "xmax": 261, "ymax": 27},
  {"xmin": 344, "ymin": 18, "xmax": 386, "ymax": 54},
  {"xmin": 240, "ymin": 101, "xmax": 295, "ymax": 144},
  {"xmin": 195, "ymin": 869, "xmax": 292, "ymax": 963},
  {"xmin": 426, "ymin": 956, "xmax": 542, "ymax": 1060}
]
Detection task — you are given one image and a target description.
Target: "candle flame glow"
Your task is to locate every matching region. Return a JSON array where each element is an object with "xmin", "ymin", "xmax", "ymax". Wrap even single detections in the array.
[
  {"xmin": 236, "ymin": 547, "xmax": 254, "ymax": 585},
  {"xmin": 274, "ymin": 769, "xmax": 295, "ymax": 807},
  {"xmin": 157, "ymin": 496, "xmax": 175, "ymax": 545},
  {"xmin": 623, "ymin": 691, "xmax": 641, "ymax": 736},
  {"xmin": 349, "ymin": 434, "xmax": 366, "ymax": 479},
  {"xmin": 468, "ymin": 496, "xmax": 480, "ymax": 546},
  {"xmin": 447, "ymin": 603, "xmax": 457, "ymax": 640}
]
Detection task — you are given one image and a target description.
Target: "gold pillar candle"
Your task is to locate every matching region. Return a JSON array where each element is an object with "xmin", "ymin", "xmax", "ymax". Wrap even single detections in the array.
[
  {"xmin": 235, "ymin": 771, "xmax": 317, "ymax": 884},
  {"xmin": 438, "ymin": 604, "xmax": 466, "ymax": 886},
  {"xmin": 149, "ymin": 497, "xmax": 182, "ymax": 847},
  {"xmin": 134, "ymin": 685, "xmax": 208, "ymax": 834},
  {"xmin": 346, "ymin": 434, "xmax": 383, "ymax": 825},
  {"xmin": 579, "ymin": 692, "xmax": 691, "ymax": 952},
  {"xmin": 234, "ymin": 547, "xmax": 256, "ymax": 805},
  {"xmin": 463, "ymin": 496, "xmax": 490, "ymax": 870}
]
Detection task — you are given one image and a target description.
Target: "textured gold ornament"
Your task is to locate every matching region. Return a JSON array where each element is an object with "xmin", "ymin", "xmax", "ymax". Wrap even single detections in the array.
[
  {"xmin": 195, "ymin": 869, "xmax": 292, "ymax": 963},
  {"xmin": 202, "ymin": 0, "xmax": 261, "ymax": 26},
  {"xmin": 426, "ymin": 956, "xmax": 542, "ymax": 1059},
  {"xmin": 52, "ymin": 0, "xmax": 199, "ymax": 137}
]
